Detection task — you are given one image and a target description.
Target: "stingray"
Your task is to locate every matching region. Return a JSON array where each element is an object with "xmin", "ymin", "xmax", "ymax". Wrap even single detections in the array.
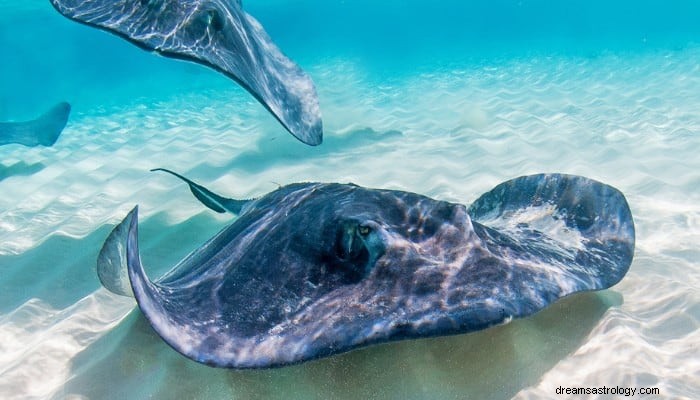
[
  {"xmin": 49, "ymin": 0, "xmax": 322, "ymax": 146},
  {"xmin": 0, "ymin": 102, "xmax": 71, "ymax": 147},
  {"xmin": 97, "ymin": 170, "xmax": 635, "ymax": 368}
]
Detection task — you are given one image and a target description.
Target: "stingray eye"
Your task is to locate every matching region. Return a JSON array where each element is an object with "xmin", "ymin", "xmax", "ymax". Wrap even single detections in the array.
[
  {"xmin": 206, "ymin": 9, "xmax": 224, "ymax": 32},
  {"xmin": 189, "ymin": 8, "xmax": 224, "ymax": 34},
  {"xmin": 358, "ymin": 225, "xmax": 371, "ymax": 237}
]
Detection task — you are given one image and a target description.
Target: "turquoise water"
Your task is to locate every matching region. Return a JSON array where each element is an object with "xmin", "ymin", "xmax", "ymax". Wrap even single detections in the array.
[{"xmin": 1, "ymin": 1, "xmax": 699, "ymax": 399}]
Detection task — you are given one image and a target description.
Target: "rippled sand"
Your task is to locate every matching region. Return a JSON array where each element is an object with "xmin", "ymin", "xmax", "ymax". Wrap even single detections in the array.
[{"xmin": 1, "ymin": 46, "xmax": 699, "ymax": 399}]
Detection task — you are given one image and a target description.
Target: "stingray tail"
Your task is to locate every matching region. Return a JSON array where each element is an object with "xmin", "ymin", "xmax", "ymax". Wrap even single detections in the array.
[
  {"xmin": 96, "ymin": 207, "xmax": 142, "ymax": 297},
  {"xmin": 151, "ymin": 168, "xmax": 249, "ymax": 214}
]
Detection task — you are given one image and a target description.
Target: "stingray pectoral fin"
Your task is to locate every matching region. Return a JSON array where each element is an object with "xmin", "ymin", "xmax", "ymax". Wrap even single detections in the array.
[
  {"xmin": 49, "ymin": 0, "xmax": 322, "ymax": 145},
  {"xmin": 468, "ymin": 173, "xmax": 635, "ymax": 294},
  {"xmin": 100, "ymin": 206, "xmax": 240, "ymax": 366},
  {"xmin": 0, "ymin": 102, "xmax": 71, "ymax": 147},
  {"xmin": 151, "ymin": 168, "xmax": 248, "ymax": 214},
  {"xmin": 96, "ymin": 207, "xmax": 139, "ymax": 297}
]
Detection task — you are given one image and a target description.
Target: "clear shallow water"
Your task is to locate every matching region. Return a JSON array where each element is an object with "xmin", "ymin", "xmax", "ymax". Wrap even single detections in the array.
[{"xmin": 1, "ymin": 1, "xmax": 699, "ymax": 399}]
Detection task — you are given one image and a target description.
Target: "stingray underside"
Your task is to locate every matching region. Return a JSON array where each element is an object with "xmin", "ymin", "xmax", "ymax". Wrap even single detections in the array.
[
  {"xmin": 49, "ymin": 0, "xmax": 322, "ymax": 145},
  {"xmin": 97, "ymin": 174, "xmax": 634, "ymax": 368}
]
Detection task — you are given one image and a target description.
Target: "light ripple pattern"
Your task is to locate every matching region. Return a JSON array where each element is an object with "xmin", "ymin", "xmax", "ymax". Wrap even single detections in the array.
[{"xmin": 1, "ymin": 46, "xmax": 699, "ymax": 398}]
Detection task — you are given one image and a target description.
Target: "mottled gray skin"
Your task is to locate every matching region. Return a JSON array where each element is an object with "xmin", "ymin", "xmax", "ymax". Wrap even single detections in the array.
[
  {"xmin": 0, "ymin": 102, "xmax": 71, "ymax": 147},
  {"xmin": 49, "ymin": 0, "xmax": 322, "ymax": 145},
  {"xmin": 98, "ymin": 173, "xmax": 635, "ymax": 368}
]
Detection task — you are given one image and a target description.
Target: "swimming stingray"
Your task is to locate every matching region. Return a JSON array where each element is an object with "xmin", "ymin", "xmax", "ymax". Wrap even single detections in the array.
[
  {"xmin": 97, "ymin": 170, "xmax": 635, "ymax": 368},
  {"xmin": 49, "ymin": 0, "xmax": 322, "ymax": 145},
  {"xmin": 0, "ymin": 102, "xmax": 71, "ymax": 147}
]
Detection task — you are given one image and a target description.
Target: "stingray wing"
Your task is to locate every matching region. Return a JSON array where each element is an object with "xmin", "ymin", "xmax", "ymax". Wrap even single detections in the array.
[
  {"xmin": 97, "ymin": 206, "xmax": 251, "ymax": 366},
  {"xmin": 96, "ymin": 185, "xmax": 329, "ymax": 368},
  {"xmin": 0, "ymin": 102, "xmax": 71, "ymax": 147},
  {"xmin": 49, "ymin": 0, "xmax": 322, "ymax": 145},
  {"xmin": 462, "ymin": 173, "xmax": 635, "ymax": 317}
]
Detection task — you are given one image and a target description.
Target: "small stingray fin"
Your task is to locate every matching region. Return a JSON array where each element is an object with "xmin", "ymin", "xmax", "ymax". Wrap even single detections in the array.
[
  {"xmin": 0, "ymin": 102, "xmax": 71, "ymax": 147},
  {"xmin": 151, "ymin": 168, "xmax": 248, "ymax": 214},
  {"xmin": 96, "ymin": 207, "xmax": 139, "ymax": 297},
  {"xmin": 34, "ymin": 102, "xmax": 71, "ymax": 146}
]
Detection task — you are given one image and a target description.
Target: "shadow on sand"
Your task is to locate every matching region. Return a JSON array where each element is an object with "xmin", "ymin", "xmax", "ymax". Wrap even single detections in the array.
[
  {"xmin": 56, "ymin": 287, "xmax": 621, "ymax": 399},
  {"xmin": 0, "ymin": 161, "xmax": 46, "ymax": 182},
  {"xmin": 0, "ymin": 211, "xmax": 227, "ymax": 315},
  {"xmin": 189, "ymin": 127, "xmax": 403, "ymax": 176}
]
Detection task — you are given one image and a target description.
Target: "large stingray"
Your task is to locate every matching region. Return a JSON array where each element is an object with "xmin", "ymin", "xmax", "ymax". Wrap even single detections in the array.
[
  {"xmin": 49, "ymin": 0, "xmax": 322, "ymax": 145},
  {"xmin": 0, "ymin": 102, "xmax": 71, "ymax": 147},
  {"xmin": 98, "ymin": 170, "xmax": 635, "ymax": 368}
]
